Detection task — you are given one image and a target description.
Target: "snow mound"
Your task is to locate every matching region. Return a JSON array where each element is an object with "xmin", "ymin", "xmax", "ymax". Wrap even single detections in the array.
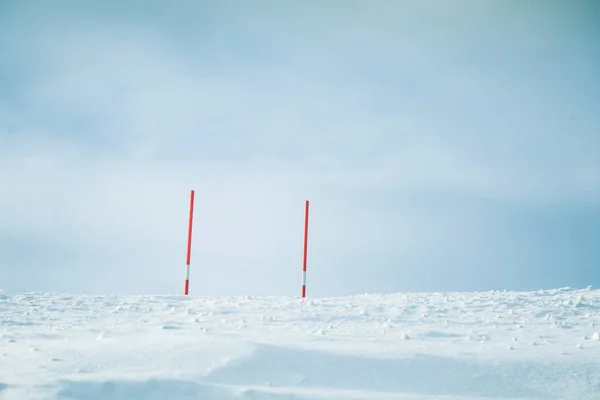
[{"xmin": 1, "ymin": 288, "xmax": 600, "ymax": 399}]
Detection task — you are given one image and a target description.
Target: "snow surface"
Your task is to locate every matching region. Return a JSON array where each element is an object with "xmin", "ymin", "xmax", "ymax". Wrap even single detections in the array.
[{"xmin": 1, "ymin": 288, "xmax": 600, "ymax": 399}]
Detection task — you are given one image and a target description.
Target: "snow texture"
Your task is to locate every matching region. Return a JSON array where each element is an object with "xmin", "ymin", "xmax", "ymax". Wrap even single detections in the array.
[{"xmin": 1, "ymin": 287, "xmax": 600, "ymax": 399}]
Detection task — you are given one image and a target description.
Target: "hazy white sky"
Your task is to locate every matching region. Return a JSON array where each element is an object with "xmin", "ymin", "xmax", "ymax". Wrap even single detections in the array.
[{"xmin": 1, "ymin": 0, "xmax": 599, "ymax": 296}]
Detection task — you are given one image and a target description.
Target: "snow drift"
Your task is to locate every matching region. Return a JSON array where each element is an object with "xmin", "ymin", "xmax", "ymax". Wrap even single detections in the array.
[{"xmin": 1, "ymin": 288, "xmax": 599, "ymax": 399}]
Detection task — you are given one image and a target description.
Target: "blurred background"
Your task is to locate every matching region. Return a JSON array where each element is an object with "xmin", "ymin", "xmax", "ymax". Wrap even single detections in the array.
[{"xmin": 1, "ymin": 0, "xmax": 598, "ymax": 296}]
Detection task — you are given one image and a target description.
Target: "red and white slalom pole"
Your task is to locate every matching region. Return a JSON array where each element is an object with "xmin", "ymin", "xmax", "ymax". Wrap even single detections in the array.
[
  {"xmin": 301, "ymin": 200, "xmax": 309, "ymax": 298},
  {"xmin": 184, "ymin": 190, "xmax": 195, "ymax": 295}
]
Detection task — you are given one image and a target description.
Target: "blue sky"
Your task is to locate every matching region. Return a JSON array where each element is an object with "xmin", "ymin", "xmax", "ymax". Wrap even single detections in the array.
[{"xmin": 1, "ymin": 0, "xmax": 599, "ymax": 296}]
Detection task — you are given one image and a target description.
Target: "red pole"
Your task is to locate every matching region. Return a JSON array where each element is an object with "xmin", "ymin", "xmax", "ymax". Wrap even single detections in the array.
[
  {"xmin": 184, "ymin": 190, "xmax": 195, "ymax": 295},
  {"xmin": 301, "ymin": 200, "xmax": 309, "ymax": 298}
]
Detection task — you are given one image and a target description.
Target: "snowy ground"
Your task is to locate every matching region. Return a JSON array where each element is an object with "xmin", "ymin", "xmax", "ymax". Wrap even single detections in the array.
[{"xmin": 1, "ymin": 288, "xmax": 600, "ymax": 400}]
